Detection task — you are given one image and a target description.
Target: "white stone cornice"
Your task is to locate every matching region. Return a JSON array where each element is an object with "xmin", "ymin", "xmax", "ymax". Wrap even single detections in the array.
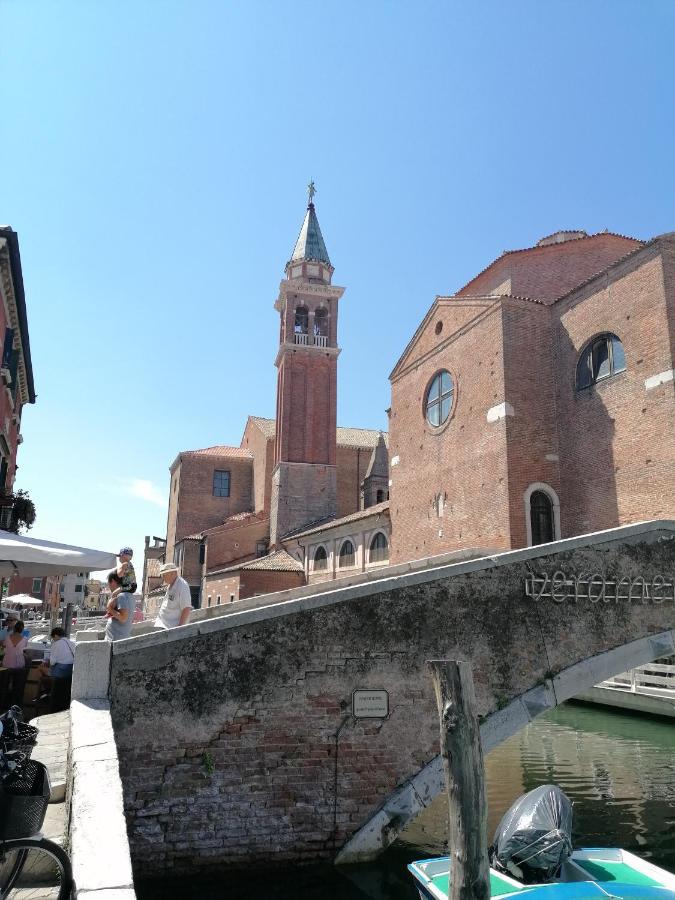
[
  {"xmin": 275, "ymin": 342, "xmax": 341, "ymax": 367},
  {"xmin": 277, "ymin": 279, "xmax": 344, "ymax": 299},
  {"xmin": 0, "ymin": 243, "xmax": 29, "ymax": 406}
]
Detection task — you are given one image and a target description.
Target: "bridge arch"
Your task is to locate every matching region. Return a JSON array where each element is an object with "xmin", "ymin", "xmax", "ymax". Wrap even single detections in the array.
[{"xmin": 336, "ymin": 627, "xmax": 674, "ymax": 863}]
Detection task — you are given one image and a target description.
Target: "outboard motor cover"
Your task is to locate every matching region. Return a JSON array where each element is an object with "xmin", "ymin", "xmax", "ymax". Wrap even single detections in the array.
[{"xmin": 489, "ymin": 784, "xmax": 573, "ymax": 883}]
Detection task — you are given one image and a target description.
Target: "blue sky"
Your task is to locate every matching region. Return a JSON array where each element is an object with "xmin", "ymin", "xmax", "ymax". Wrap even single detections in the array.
[{"xmin": 2, "ymin": 0, "xmax": 674, "ymax": 575}]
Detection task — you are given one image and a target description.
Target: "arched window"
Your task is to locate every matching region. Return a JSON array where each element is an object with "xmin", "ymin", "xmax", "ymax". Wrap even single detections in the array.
[
  {"xmin": 369, "ymin": 532, "xmax": 389, "ymax": 563},
  {"xmin": 313, "ymin": 546, "xmax": 327, "ymax": 571},
  {"xmin": 338, "ymin": 539, "xmax": 355, "ymax": 568},
  {"xmin": 294, "ymin": 306, "xmax": 309, "ymax": 334},
  {"xmin": 314, "ymin": 308, "xmax": 328, "ymax": 337},
  {"xmin": 530, "ymin": 491, "xmax": 554, "ymax": 545},
  {"xmin": 376, "ymin": 489, "xmax": 386, "ymax": 503},
  {"xmin": 425, "ymin": 370, "xmax": 454, "ymax": 427},
  {"xmin": 576, "ymin": 333, "xmax": 626, "ymax": 390}
]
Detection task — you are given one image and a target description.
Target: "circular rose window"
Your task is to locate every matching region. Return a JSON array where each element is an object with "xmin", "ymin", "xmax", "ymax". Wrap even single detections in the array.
[{"xmin": 425, "ymin": 370, "xmax": 454, "ymax": 427}]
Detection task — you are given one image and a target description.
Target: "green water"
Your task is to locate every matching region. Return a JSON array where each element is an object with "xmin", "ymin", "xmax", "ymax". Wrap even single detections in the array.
[{"xmin": 137, "ymin": 702, "xmax": 675, "ymax": 899}]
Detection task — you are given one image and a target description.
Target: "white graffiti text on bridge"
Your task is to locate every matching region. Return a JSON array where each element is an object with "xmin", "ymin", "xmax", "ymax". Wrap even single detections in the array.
[{"xmin": 525, "ymin": 570, "xmax": 675, "ymax": 604}]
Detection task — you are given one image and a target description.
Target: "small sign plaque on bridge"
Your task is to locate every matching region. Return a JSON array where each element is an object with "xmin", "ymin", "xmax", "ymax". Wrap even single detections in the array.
[{"xmin": 352, "ymin": 689, "xmax": 389, "ymax": 718}]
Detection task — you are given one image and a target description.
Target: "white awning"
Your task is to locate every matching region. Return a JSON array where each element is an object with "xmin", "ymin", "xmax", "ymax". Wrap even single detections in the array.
[
  {"xmin": 4, "ymin": 595, "xmax": 43, "ymax": 606},
  {"xmin": 0, "ymin": 530, "xmax": 117, "ymax": 577}
]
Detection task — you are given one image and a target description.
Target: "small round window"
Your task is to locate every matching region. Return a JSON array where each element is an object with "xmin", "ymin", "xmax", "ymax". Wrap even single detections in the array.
[{"xmin": 425, "ymin": 370, "xmax": 454, "ymax": 427}]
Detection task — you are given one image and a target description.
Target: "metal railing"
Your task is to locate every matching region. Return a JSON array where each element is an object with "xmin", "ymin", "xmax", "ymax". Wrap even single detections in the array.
[
  {"xmin": 599, "ymin": 661, "xmax": 675, "ymax": 696},
  {"xmin": 293, "ymin": 333, "xmax": 329, "ymax": 347}
]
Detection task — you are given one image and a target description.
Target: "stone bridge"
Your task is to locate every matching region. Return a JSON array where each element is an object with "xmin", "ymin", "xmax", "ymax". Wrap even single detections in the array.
[{"xmin": 94, "ymin": 521, "xmax": 675, "ymax": 876}]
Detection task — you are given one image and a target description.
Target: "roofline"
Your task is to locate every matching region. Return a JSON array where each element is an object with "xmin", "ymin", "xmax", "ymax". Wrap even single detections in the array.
[
  {"xmin": 0, "ymin": 228, "xmax": 35, "ymax": 403},
  {"xmin": 456, "ymin": 230, "xmax": 643, "ymax": 296},
  {"xmin": 555, "ymin": 232, "xmax": 674, "ymax": 304},
  {"xmin": 284, "ymin": 501, "xmax": 390, "ymax": 541},
  {"xmin": 389, "ymin": 296, "xmax": 503, "ymax": 382}
]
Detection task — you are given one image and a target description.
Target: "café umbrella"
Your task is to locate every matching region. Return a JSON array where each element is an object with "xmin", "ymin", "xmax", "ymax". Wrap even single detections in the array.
[{"xmin": 0, "ymin": 530, "xmax": 116, "ymax": 577}]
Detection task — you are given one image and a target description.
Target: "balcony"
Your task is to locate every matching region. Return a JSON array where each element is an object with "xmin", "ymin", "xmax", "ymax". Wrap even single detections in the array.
[{"xmin": 293, "ymin": 333, "xmax": 329, "ymax": 348}]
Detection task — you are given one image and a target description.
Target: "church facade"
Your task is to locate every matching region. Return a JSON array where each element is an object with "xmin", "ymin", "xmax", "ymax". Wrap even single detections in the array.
[
  {"xmin": 389, "ymin": 229, "xmax": 675, "ymax": 563},
  {"xmin": 152, "ymin": 200, "xmax": 674, "ymax": 608}
]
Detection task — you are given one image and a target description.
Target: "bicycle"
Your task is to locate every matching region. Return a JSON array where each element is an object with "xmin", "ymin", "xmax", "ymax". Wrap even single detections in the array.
[{"xmin": 0, "ymin": 716, "xmax": 73, "ymax": 899}]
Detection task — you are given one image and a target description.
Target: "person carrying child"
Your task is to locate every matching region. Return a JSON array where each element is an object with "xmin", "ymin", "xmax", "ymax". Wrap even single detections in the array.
[{"xmin": 116, "ymin": 546, "xmax": 137, "ymax": 595}]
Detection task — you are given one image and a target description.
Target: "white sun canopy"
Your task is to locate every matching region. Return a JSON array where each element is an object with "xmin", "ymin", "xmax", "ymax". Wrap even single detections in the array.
[{"xmin": 0, "ymin": 530, "xmax": 117, "ymax": 577}]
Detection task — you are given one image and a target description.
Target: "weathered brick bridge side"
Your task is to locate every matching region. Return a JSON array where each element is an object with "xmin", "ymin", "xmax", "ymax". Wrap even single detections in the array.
[{"xmin": 108, "ymin": 521, "xmax": 675, "ymax": 876}]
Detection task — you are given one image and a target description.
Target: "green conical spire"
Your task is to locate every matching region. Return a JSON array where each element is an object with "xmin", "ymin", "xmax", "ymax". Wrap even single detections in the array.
[{"xmin": 289, "ymin": 183, "xmax": 331, "ymax": 266}]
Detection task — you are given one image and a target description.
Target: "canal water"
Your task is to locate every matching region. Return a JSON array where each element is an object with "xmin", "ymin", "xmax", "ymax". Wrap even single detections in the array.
[{"xmin": 137, "ymin": 702, "xmax": 675, "ymax": 899}]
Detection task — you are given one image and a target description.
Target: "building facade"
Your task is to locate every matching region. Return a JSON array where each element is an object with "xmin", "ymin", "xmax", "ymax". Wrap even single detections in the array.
[
  {"xmin": 389, "ymin": 230, "xmax": 675, "ymax": 563},
  {"xmin": 0, "ymin": 227, "xmax": 35, "ymax": 526}
]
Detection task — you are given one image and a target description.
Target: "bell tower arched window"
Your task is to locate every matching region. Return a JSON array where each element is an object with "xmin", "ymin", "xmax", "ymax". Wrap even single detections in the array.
[
  {"xmin": 294, "ymin": 306, "xmax": 309, "ymax": 334},
  {"xmin": 314, "ymin": 308, "xmax": 328, "ymax": 337}
]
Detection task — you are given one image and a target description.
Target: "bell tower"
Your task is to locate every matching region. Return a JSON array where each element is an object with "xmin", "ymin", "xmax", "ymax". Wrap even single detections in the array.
[{"xmin": 270, "ymin": 184, "xmax": 345, "ymax": 544}]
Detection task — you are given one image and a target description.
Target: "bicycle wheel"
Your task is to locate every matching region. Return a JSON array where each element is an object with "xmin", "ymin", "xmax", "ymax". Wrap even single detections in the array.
[{"xmin": 0, "ymin": 837, "xmax": 72, "ymax": 899}]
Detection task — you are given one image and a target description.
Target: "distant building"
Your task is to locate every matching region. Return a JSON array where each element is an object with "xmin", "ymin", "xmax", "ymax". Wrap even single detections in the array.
[
  {"xmin": 85, "ymin": 579, "xmax": 104, "ymax": 610},
  {"xmin": 59, "ymin": 571, "xmax": 90, "ymax": 606},
  {"xmin": 0, "ymin": 227, "xmax": 36, "ymax": 526}
]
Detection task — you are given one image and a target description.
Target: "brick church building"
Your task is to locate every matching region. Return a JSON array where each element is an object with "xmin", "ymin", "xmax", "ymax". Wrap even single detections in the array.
[
  {"xmin": 389, "ymin": 228, "xmax": 675, "ymax": 562},
  {"xmin": 150, "ymin": 199, "xmax": 674, "ymax": 607},
  {"xmin": 157, "ymin": 196, "xmax": 392, "ymax": 607}
]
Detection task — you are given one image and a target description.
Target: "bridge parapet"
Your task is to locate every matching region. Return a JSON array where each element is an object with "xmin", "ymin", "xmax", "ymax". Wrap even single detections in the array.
[{"xmin": 106, "ymin": 521, "xmax": 675, "ymax": 874}]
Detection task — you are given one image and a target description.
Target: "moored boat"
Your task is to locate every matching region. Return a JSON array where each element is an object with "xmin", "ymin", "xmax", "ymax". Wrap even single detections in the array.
[{"xmin": 408, "ymin": 847, "xmax": 675, "ymax": 899}]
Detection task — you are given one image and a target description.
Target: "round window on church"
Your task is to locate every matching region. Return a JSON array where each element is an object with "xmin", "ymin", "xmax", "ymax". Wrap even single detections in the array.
[{"xmin": 424, "ymin": 370, "xmax": 454, "ymax": 427}]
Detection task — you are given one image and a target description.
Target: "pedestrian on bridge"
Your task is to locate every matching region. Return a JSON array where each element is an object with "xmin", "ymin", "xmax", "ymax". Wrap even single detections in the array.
[{"xmin": 154, "ymin": 563, "xmax": 192, "ymax": 630}]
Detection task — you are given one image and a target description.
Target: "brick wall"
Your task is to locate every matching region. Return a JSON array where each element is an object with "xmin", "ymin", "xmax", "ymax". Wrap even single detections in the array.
[
  {"xmin": 203, "ymin": 573, "xmax": 241, "ymax": 605},
  {"xmin": 335, "ymin": 446, "xmax": 372, "ymax": 519},
  {"xmin": 457, "ymin": 233, "xmax": 641, "ymax": 301},
  {"xmin": 270, "ymin": 463, "xmax": 337, "ymax": 544},
  {"xmin": 203, "ymin": 516, "xmax": 270, "ymax": 577},
  {"xmin": 275, "ymin": 352, "xmax": 337, "ymax": 466},
  {"xmin": 501, "ymin": 300, "xmax": 561, "ymax": 548},
  {"xmin": 241, "ymin": 419, "xmax": 274, "ymax": 513},
  {"xmin": 389, "ymin": 299, "xmax": 512, "ymax": 563},
  {"xmin": 110, "ymin": 527, "xmax": 675, "ymax": 875},
  {"xmin": 553, "ymin": 243, "xmax": 675, "ymax": 535},
  {"xmin": 173, "ymin": 455, "xmax": 254, "ymax": 545}
]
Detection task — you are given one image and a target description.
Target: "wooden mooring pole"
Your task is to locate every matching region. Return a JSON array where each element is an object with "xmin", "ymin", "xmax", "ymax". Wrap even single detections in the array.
[{"xmin": 428, "ymin": 660, "xmax": 490, "ymax": 900}]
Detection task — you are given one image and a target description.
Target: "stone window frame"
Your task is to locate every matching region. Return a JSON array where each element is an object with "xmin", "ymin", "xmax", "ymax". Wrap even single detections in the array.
[
  {"xmin": 423, "ymin": 368, "xmax": 458, "ymax": 436},
  {"xmin": 523, "ymin": 482, "xmax": 561, "ymax": 547},
  {"xmin": 576, "ymin": 332, "xmax": 627, "ymax": 392},
  {"xmin": 337, "ymin": 537, "xmax": 357, "ymax": 569},
  {"xmin": 367, "ymin": 531, "xmax": 389, "ymax": 566},
  {"xmin": 312, "ymin": 544, "xmax": 328, "ymax": 572}
]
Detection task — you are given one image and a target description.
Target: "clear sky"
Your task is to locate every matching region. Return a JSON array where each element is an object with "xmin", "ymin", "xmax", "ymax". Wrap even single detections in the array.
[{"xmin": 2, "ymin": 0, "xmax": 674, "ymax": 577}]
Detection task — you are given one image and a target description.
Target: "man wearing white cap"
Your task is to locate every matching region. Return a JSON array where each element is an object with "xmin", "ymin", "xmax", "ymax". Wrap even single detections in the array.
[{"xmin": 155, "ymin": 563, "xmax": 192, "ymax": 630}]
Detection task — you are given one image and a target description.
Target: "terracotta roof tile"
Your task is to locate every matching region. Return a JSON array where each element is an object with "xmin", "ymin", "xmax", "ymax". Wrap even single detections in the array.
[
  {"xmin": 457, "ymin": 231, "xmax": 643, "ymax": 296},
  {"xmin": 209, "ymin": 549, "xmax": 304, "ymax": 576},
  {"xmin": 183, "ymin": 445, "xmax": 253, "ymax": 458},
  {"xmin": 250, "ymin": 416, "xmax": 388, "ymax": 449},
  {"xmin": 283, "ymin": 501, "xmax": 390, "ymax": 540}
]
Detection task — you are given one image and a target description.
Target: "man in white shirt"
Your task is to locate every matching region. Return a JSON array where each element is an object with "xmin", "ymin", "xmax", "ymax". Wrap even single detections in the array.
[{"xmin": 155, "ymin": 563, "xmax": 192, "ymax": 629}]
